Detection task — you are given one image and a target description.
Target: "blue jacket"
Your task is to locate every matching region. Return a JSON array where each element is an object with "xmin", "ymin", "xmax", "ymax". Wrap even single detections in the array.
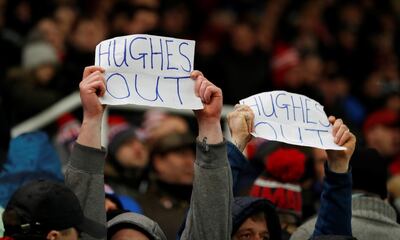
[
  {"xmin": 312, "ymin": 163, "xmax": 353, "ymax": 237},
  {"xmin": 0, "ymin": 132, "xmax": 64, "ymax": 207}
]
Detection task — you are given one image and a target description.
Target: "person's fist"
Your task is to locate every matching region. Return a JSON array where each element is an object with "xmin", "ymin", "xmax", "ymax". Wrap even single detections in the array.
[
  {"xmin": 191, "ymin": 70, "xmax": 223, "ymax": 125},
  {"xmin": 227, "ymin": 104, "xmax": 254, "ymax": 152},
  {"xmin": 79, "ymin": 66, "xmax": 106, "ymax": 120},
  {"xmin": 326, "ymin": 116, "xmax": 356, "ymax": 173}
]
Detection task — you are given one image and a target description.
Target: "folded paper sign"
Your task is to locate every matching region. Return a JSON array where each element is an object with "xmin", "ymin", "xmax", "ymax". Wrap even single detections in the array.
[{"xmin": 240, "ymin": 91, "xmax": 346, "ymax": 150}]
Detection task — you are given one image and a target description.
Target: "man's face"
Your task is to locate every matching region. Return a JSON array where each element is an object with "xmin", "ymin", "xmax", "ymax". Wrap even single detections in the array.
[
  {"xmin": 366, "ymin": 125, "xmax": 400, "ymax": 157},
  {"xmin": 111, "ymin": 228, "xmax": 150, "ymax": 240},
  {"xmin": 116, "ymin": 139, "xmax": 149, "ymax": 168},
  {"xmin": 154, "ymin": 148, "xmax": 194, "ymax": 185},
  {"xmin": 233, "ymin": 216, "xmax": 269, "ymax": 240}
]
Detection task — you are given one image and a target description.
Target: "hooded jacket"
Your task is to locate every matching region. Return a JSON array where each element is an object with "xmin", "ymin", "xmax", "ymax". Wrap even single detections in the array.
[
  {"xmin": 232, "ymin": 196, "xmax": 282, "ymax": 240},
  {"xmin": 107, "ymin": 211, "xmax": 167, "ymax": 240}
]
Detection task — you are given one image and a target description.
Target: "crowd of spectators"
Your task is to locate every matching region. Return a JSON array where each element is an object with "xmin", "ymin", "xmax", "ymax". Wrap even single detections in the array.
[{"xmin": 0, "ymin": 0, "xmax": 399, "ymax": 239}]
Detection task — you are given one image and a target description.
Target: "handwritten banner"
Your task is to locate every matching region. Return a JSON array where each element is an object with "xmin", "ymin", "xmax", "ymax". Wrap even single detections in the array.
[
  {"xmin": 240, "ymin": 91, "xmax": 345, "ymax": 150},
  {"xmin": 95, "ymin": 34, "xmax": 203, "ymax": 109}
]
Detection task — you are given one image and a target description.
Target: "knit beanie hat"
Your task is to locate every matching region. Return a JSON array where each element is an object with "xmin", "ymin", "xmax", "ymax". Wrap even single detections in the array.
[
  {"xmin": 250, "ymin": 147, "xmax": 307, "ymax": 220},
  {"xmin": 107, "ymin": 115, "xmax": 139, "ymax": 159},
  {"xmin": 56, "ymin": 113, "xmax": 80, "ymax": 146},
  {"xmin": 363, "ymin": 109, "xmax": 398, "ymax": 136},
  {"xmin": 272, "ymin": 42, "xmax": 300, "ymax": 88},
  {"xmin": 22, "ymin": 41, "xmax": 58, "ymax": 70}
]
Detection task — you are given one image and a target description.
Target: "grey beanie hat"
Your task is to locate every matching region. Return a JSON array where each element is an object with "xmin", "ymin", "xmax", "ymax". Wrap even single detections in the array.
[{"xmin": 22, "ymin": 41, "xmax": 58, "ymax": 70}]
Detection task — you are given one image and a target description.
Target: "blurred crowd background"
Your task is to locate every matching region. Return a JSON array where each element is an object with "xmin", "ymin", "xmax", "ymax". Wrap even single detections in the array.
[{"xmin": 0, "ymin": 0, "xmax": 399, "ymax": 239}]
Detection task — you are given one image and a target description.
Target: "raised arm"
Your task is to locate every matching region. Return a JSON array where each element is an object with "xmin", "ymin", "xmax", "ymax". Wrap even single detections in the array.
[
  {"xmin": 65, "ymin": 66, "xmax": 107, "ymax": 240},
  {"xmin": 76, "ymin": 66, "xmax": 106, "ymax": 149},
  {"xmin": 313, "ymin": 116, "xmax": 356, "ymax": 237},
  {"xmin": 226, "ymin": 104, "xmax": 257, "ymax": 195},
  {"xmin": 180, "ymin": 70, "xmax": 233, "ymax": 240}
]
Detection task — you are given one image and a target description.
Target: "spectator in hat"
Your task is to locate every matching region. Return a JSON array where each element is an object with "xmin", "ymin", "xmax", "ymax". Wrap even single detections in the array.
[
  {"xmin": 227, "ymin": 105, "xmax": 306, "ymax": 238},
  {"xmin": 363, "ymin": 109, "xmax": 399, "ymax": 164},
  {"xmin": 63, "ymin": 66, "xmax": 232, "ymax": 240},
  {"xmin": 54, "ymin": 113, "xmax": 81, "ymax": 170},
  {"xmin": 4, "ymin": 40, "xmax": 67, "ymax": 123},
  {"xmin": 232, "ymin": 197, "xmax": 282, "ymax": 240},
  {"xmin": 249, "ymin": 146, "xmax": 307, "ymax": 236},
  {"xmin": 226, "ymin": 104, "xmax": 357, "ymax": 239},
  {"xmin": 2, "ymin": 180, "xmax": 105, "ymax": 240},
  {"xmin": 1, "ymin": 66, "xmax": 111, "ymax": 240},
  {"xmin": 105, "ymin": 115, "xmax": 150, "ymax": 194},
  {"xmin": 135, "ymin": 131, "xmax": 195, "ymax": 239}
]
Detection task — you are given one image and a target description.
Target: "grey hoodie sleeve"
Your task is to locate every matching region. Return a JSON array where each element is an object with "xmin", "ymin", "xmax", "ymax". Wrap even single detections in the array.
[
  {"xmin": 180, "ymin": 140, "xmax": 233, "ymax": 240},
  {"xmin": 64, "ymin": 143, "xmax": 106, "ymax": 240}
]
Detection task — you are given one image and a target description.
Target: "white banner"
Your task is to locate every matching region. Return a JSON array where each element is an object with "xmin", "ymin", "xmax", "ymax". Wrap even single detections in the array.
[
  {"xmin": 95, "ymin": 34, "xmax": 203, "ymax": 109},
  {"xmin": 240, "ymin": 91, "xmax": 345, "ymax": 150}
]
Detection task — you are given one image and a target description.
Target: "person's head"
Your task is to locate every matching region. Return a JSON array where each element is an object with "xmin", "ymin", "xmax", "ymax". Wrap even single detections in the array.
[
  {"xmin": 151, "ymin": 132, "xmax": 195, "ymax": 185},
  {"xmin": 125, "ymin": 6, "xmax": 159, "ymax": 34},
  {"xmin": 107, "ymin": 115, "xmax": 149, "ymax": 170},
  {"xmin": 232, "ymin": 197, "xmax": 281, "ymax": 240},
  {"xmin": 108, "ymin": 130, "xmax": 149, "ymax": 169},
  {"xmin": 161, "ymin": 2, "xmax": 190, "ymax": 36},
  {"xmin": 107, "ymin": 209, "xmax": 167, "ymax": 240},
  {"xmin": 363, "ymin": 109, "xmax": 399, "ymax": 158},
  {"xmin": 22, "ymin": 41, "xmax": 59, "ymax": 85},
  {"xmin": 250, "ymin": 146, "xmax": 307, "ymax": 232},
  {"xmin": 2, "ymin": 180, "xmax": 105, "ymax": 240},
  {"xmin": 141, "ymin": 110, "xmax": 189, "ymax": 144},
  {"xmin": 71, "ymin": 18, "xmax": 106, "ymax": 52},
  {"xmin": 231, "ymin": 21, "xmax": 257, "ymax": 55},
  {"xmin": 233, "ymin": 211, "xmax": 268, "ymax": 240},
  {"xmin": 54, "ymin": 5, "xmax": 78, "ymax": 37},
  {"xmin": 36, "ymin": 18, "xmax": 65, "ymax": 52}
]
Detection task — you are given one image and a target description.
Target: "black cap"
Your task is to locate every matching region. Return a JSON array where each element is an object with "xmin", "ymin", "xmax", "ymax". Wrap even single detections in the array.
[{"xmin": 4, "ymin": 179, "xmax": 106, "ymax": 238}]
